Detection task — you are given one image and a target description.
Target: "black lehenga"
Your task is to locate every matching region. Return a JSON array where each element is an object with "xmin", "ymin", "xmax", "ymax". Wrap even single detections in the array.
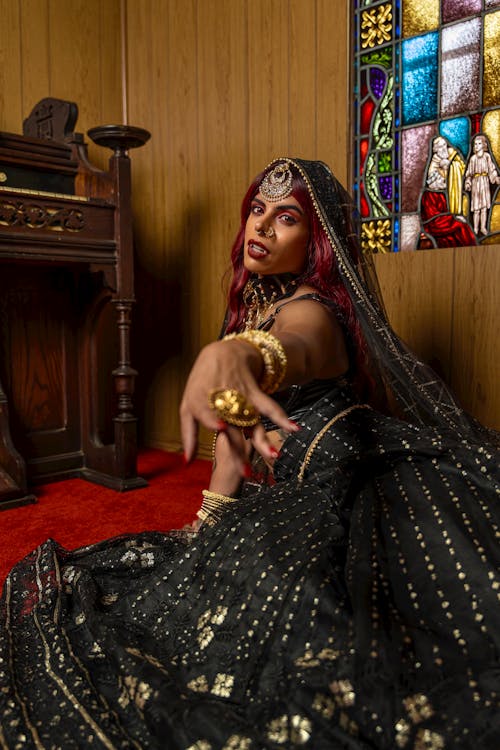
[{"xmin": 1, "ymin": 159, "xmax": 499, "ymax": 749}]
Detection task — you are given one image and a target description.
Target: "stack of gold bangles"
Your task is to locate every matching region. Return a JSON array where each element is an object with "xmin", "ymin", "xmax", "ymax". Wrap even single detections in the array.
[
  {"xmin": 197, "ymin": 490, "xmax": 239, "ymax": 526},
  {"xmin": 207, "ymin": 329, "xmax": 287, "ymax": 428}
]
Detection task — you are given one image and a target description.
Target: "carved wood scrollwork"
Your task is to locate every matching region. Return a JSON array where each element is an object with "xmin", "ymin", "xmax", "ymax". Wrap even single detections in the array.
[{"xmin": 0, "ymin": 200, "xmax": 85, "ymax": 232}]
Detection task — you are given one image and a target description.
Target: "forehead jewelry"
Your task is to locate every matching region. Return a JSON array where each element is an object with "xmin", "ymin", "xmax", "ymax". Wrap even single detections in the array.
[{"xmin": 260, "ymin": 160, "xmax": 293, "ymax": 202}]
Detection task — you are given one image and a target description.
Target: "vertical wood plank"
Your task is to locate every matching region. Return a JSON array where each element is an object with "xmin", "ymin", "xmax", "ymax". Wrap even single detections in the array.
[
  {"xmin": 451, "ymin": 245, "xmax": 500, "ymax": 429},
  {"xmin": 196, "ymin": 0, "xmax": 248, "ymax": 346},
  {"xmin": 373, "ymin": 248, "xmax": 455, "ymax": 384},
  {"xmin": 289, "ymin": 0, "xmax": 317, "ymax": 156},
  {"xmin": 19, "ymin": 0, "xmax": 50, "ymax": 117},
  {"xmin": 48, "ymin": 0, "xmax": 122, "ymax": 169},
  {"xmin": 99, "ymin": 0, "xmax": 123, "ymax": 127},
  {"xmin": 247, "ymin": 0, "xmax": 290, "ymax": 173},
  {"xmin": 316, "ymin": 0, "xmax": 350, "ymax": 183},
  {"xmin": 0, "ymin": 0, "xmax": 22, "ymax": 131}
]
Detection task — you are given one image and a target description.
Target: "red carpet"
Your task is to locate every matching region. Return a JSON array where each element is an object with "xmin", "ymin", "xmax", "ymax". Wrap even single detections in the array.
[{"xmin": 0, "ymin": 449, "xmax": 211, "ymax": 585}]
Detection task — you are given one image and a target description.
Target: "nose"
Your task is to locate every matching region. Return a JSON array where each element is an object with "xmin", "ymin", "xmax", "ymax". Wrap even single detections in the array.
[
  {"xmin": 256, "ymin": 223, "xmax": 275, "ymax": 239},
  {"xmin": 255, "ymin": 217, "xmax": 275, "ymax": 239}
]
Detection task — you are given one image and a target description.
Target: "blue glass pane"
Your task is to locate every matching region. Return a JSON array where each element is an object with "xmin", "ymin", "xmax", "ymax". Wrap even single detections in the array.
[
  {"xmin": 439, "ymin": 117, "xmax": 470, "ymax": 159},
  {"xmin": 402, "ymin": 33, "xmax": 439, "ymax": 125}
]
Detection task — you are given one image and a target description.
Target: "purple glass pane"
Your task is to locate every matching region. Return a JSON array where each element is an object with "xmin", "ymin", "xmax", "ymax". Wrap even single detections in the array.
[
  {"xmin": 379, "ymin": 175, "xmax": 393, "ymax": 200},
  {"xmin": 370, "ymin": 68, "xmax": 386, "ymax": 99},
  {"xmin": 442, "ymin": 0, "xmax": 481, "ymax": 23}
]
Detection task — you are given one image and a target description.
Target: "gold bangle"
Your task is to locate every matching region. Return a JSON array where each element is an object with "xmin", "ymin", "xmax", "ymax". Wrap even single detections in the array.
[
  {"xmin": 197, "ymin": 489, "xmax": 239, "ymax": 525},
  {"xmin": 223, "ymin": 330, "xmax": 287, "ymax": 394}
]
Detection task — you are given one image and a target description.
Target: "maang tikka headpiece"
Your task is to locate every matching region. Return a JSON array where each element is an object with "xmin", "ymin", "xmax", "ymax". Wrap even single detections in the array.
[{"xmin": 259, "ymin": 160, "xmax": 293, "ymax": 202}]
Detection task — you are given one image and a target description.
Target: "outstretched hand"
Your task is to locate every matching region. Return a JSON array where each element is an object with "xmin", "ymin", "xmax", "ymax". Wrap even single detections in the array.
[{"xmin": 179, "ymin": 339, "xmax": 299, "ymax": 465}]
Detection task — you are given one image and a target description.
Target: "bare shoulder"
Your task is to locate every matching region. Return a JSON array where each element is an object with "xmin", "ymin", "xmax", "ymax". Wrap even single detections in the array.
[
  {"xmin": 271, "ymin": 285, "xmax": 349, "ymax": 377},
  {"xmin": 271, "ymin": 285, "xmax": 341, "ymax": 334}
]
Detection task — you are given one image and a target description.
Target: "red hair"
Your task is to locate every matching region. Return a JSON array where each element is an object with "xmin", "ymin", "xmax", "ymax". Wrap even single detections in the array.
[{"xmin": 223, "ymin": 163, "xmax": 371, "ymax": 396}]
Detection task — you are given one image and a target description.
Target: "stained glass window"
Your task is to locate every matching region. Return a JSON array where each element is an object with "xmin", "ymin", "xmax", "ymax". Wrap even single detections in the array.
[{"xmin": 353, "ymin": 0, "xmax": 500, "ymax": 252}]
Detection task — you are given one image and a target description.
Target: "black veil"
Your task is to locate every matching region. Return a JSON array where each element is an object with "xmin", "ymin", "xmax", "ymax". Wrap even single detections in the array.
[{"xmin": 280, "ymin": 157, "xmax": 499, "ymax": 448}]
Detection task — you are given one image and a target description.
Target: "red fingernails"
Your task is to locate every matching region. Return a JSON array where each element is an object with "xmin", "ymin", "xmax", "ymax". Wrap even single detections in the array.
[
  {"xmin": 183, "ymin": 452, "xmax": 192, "ymax": 466},
  {"xmin": 243, "ymin": 463, "xmax": 253, "ymax": 478},
  {"xmin": 289, "ymin": 421, "xmax": 301, "ymax": 432},
  {"xmin": 217, "ymin": 420, "xmax": 228, "ymax": 431},
  {"xmin": 269, "ymin": 446, "xmax": 280, "ymax": 458}
]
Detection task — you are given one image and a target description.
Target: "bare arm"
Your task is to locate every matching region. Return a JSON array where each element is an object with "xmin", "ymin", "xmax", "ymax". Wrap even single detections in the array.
[{"xmin": 179, "ymin": 294, "xmax": 348, "ymax": 465}]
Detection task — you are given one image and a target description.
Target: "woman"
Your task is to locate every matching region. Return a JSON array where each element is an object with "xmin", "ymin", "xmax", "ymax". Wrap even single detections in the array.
[{"xmin": 1, "ymin": 159, "xmax": 499, "ymax": 749}]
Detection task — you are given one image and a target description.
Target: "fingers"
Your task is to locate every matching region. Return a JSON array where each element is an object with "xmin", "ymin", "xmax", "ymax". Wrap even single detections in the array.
[
  {"xmin": 180, "ymin": 407, "xmax": 198, "ymax": 464},
  {"xmin": 251, "ymin": 423, "xmax": 278, "ymax": 462}
]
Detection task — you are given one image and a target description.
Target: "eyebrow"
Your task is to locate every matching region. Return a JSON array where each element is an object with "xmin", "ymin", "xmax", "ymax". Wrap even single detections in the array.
[{"xmin": 252, "ymin": 197, "xmax": 304, "ymax": 215}]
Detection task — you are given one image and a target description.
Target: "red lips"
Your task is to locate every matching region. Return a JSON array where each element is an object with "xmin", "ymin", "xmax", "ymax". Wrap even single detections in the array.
[{"xmin": 247, "ymin": 240, "xmax": 269, "ymax": 260}]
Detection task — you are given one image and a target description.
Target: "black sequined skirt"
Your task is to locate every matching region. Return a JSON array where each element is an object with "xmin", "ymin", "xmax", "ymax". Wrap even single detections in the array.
[{"xmin": 1, "ymin": 386, "xmax": 499, "ymax": 749}]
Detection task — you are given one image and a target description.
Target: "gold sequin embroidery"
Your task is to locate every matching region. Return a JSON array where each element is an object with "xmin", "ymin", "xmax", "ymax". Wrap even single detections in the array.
[{"xmin": 266, "ymin": 714, "xmax": 312, "ymax": 745}]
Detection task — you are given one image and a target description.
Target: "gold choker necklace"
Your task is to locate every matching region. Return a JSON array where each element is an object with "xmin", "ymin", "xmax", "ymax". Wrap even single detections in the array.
[{"xmin": 242, "ymin": 275, "xmax": 298, "ymax": 330}]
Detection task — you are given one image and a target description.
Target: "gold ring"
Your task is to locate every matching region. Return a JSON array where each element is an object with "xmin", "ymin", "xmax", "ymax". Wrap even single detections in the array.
[{"xmin": 208, "ymin": 388, "xmax": 260, "ymax": 427}]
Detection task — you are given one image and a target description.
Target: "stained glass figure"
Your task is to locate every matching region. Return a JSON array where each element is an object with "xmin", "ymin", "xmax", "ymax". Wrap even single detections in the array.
[{"xmin": 464, "ymin": 133, "xmax": 500, "ymax": 235}]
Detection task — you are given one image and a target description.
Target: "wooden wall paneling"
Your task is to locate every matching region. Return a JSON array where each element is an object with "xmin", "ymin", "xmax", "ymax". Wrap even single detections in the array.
[
  {"xmin": 127, "ymin": 0, "xmax": 202, "ymax": 451},
  {"xmin": 373, "ymin": 248, "xmax": 455, "ymax": 384},
  {"xmin": 316, "ymin": 0, "xmax": 349, "ymax": 183},
  {"xmin": 0, "ymin": 0, "xmax": 22, "ymax": 132},
  {"xmin": 289, "ymin": 0, "xmax": 317, "ymax": 156},
  {"xmin": 450, "ymin": 245, "xmax": 500, "ymax": 429},
  {"xmin": 48, "ymin": 0, "xmax": 122, "ymax": 170},
  {"xmin": 124, "ymin": 0, "xmax": 353, "ymax": 454},
  {"xmin": 124, "ymin": 0, "xmax": 160, "ymax": 444},
  {"xmin": 196, "ymin": 0, "xmax": 249, "ymax": 347},
  {"xmin": 19, "ymin": 0, "xmax": 50, "ymax": 119},
  {"xmin": 247, "ymin": 0, "xmax": 290, "ymax": 173},
  {"xmin": 98, "ymin": 0, "xmax": 123, "ymax": 127},
  {"xmin": 194, "ymin": 0, "xmax": 250, "ymax": 454},
  {"xmin": 161, "ymin": 0, "xmax": 201, "ymax": 447}
]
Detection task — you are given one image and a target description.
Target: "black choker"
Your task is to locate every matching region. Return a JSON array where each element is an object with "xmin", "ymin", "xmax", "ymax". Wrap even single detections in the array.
[{"xmin": 242, "ymin": 274, "xmax": 299, "ymax": 329}]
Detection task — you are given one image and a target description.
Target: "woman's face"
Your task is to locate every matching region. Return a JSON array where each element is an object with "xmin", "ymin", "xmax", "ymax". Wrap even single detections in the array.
[{"xmin": 243, "ymin": 192, "xmax": 310, "ymax": 275}]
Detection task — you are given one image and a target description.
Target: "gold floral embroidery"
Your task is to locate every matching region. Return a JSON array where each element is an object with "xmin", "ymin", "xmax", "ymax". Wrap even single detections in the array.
[
  {"xmin": 403, "ymin": 694, "xmax": 434, "ymax": 724},
  {"xmin": 395, "ymin": 718, "xmax": 410, "ymax": 748},
  {"xmin": 187, "ymin": 675, "xmax": 209, "ymax": 693},
  {"xmin": 312, "ymin": 692, "xmax": 335, "ymax": 719},
  {"xmin": 196, "ymin": 607, "xmax": 229, "ymax": 649},
  {"xmin": 117, "ymin": 675, "xmax": 152, "ymax": 710},
  {"xmin": 295, "ymin": 646, "xmax": 339, "ymax": 668},
  {"xmin": 212, "ymin": 673, "xmax": 234, "ymax": 697},
  {"xmin": 266, "ymin": 714, "xmax": 312, "ymax": 745},
  {"xmin": 185, "ymin": 742, "xmax": 212, "ymax": 750},
  {"xmin": 221, "ymin": 736, "xmax": 251, "ymax": 750},
  {"xmin": 329, "ymin": 679, "xmax": 355, "ymax": 707},
  {"xmin": 414, "ymin": 728, "xmax": 445, "ymax": 749}
]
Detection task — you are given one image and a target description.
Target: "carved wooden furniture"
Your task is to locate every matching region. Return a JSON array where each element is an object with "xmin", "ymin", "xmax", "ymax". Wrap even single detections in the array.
[{"xmin": 0, "ymin": 98, "xmax": 150, "ymax": 508}]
